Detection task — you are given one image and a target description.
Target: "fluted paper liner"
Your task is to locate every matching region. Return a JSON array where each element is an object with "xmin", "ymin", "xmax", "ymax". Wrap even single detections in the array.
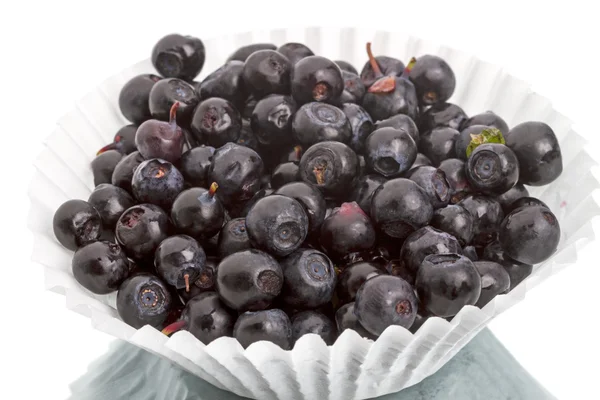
[{"xmin": 28, "ymin": 27, "xmax": 600, "ymax": 400}]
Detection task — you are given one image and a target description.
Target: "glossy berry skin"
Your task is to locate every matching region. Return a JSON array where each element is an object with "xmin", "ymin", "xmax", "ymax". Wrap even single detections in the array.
[
  {"xmin": 178, "ymin": 257, "xmax": 218, "ymax": 303},
  {"xmin": 466, "ymin": 144, "xmax": 519, "ymax": 195},
  {"xmin": 299, "ymin": 141, "xmax": 358, "ymax": 198},
  {"xmin": 234, "ymin": 309, "xmax": 293, "ymax": 350},
  {"xmin": 208, "ymin": 143, "xmax": 264, "ymax": 207},
  {"xmin": 277, "ymin": 42, "xmax": 314, "ymax": 65},
  {"xmin": 217, "ymin": 249, "xmax": 283, "ymax": 311},
  {"xmin": 151, "ymin": 34, "xmax": 205, "ymax": 81},
  {"xmin": 416, "ymin": 253, "xmax": 481, "ymax": 318},
  {"xmin": 132, "ymin": 159, "xmax": 184, "ymax": 210},
  {"xmin": 242, "ymin": 50, "xmax": 292, "ymax": 98},
  {"xmin": 340, "ymin": 71, "xmax": 366, "ymax": 104},
  {"xmin": 148, "ymin": 78, "xmax": 199, "ymax": 122},
  {"xmin": 419, "ymin": 102, "xmax": 467, "ymax": 133},
  {"xmin": 499, "ymin": 205, "xmax": 560, "ymax": 264},
  {"xmin": 111, "ymin": 125, "xmax": 139, "ymax": 155},
  {"xmin": 411, "ymin": 153, "xmax": 433, "ymax": 170},
  {"xmin": 337, "ymin": 261, "xmax": 384, "ymax": 305},
  {"xmin": 505, "ymin": 121, "xmax": 563, "ymax": 186},
  {"xmin": 459, "ymin": 195, "xmax": 504, "ymax": 247},
  {"xmin": 191, "ymin": 97, "xmax": 242, "ymax": 147},
  {"xmin": 371, "ymin": 178, "xmax": 433, "ymax": 239},
  {"xmin": 111, "ymin": 151, "xmax": 145, "ymax": 193},
  {"xmin": 88, "ymin": 184, "xmax": 135, "ymax": 229},
  {"xmin": 53, "ymin": 199, "xmax": 102, "ymax": 251},
  {"xmin": 292, "ymin": 102, "xmax": 352, "ymax": 146},
  {"xmin": 405, "ymin": 166, "xmax": 451, "ymax": 209},
  {"xmin": 335, "ymin": 60, "xmax": 358, "ymax": 75},
  {"xmin": 359, "ymin": 56, "xmax": 405, "ymax": 88},
  {"xmin": 198, "ymin": 61, "xmax": 245, "ymax": 109},
  {"xmin": 91, "ymin": 150, "xmax": 123, "ymax": 186},
  {"xmin": 454, "ymin": 124, "xmax": 489, "ymax": 161},
  {"xmin": 320, "ymin": 202, "xmax": 376, "ymax": 261},
  {"xmin": 274, "ymin": 181, "xmax": 327, "ymax": 234},
  {"xmin": 349, "ymin": 174, "xmax": 386, "ymax": 215},
  {"xmin": 374, "ymin": 114, "xmax": 419, "ymax": 143},
  {"xmin": 506, "ymin": 196, "xmax": 548, "ymax": 214},
  {"xmin": 419, "ymin": 127, "xmax": 460, "ymax": 167},
  {"xmin": 119, "ymin": 74, "xmax": 162, "ymax": 124},
  {"xmin": 279, "ymin": 248, "xmax": 336, "ymax": 309},
  {"xmin": 171, "ymin": 187, "xmax": 225, "ymax": 240},
  {"xmin": 246, "ymin": 195, "xmax": 309, "ymax": 257},
  {"xmin": 237, "ymin": 119, "xmax": 259, "ymax": 151},
  {"xmin": 117, "ymin": 273, "xmax": 173, "ymax": 329},
  {"xmin": 227, "ymin": 43, "xmax": 277, "ymax": 62},
  {"xmin": 217, "ymin": 218, "xmax": 251, "ymax": 258},
  {"xmin": 291, "ymin": 56, "xmax": 344, "ymax": 105},
  {"xmin": 116, "ymin": 204, "xmax": 169, "ymax": 260},
  {"xmin": 355, "ymin": 275, "xmax": 418, "ymax": 335},
  {"xmin": 362, "ymin": 77, "xmax": 419, "ymax": 122},
  {"xmin": 496, "ymin": 184, "xmax": 529, "ymax": 213},
  {"xmin": 135, "ymin": 117, "xmax": 184, "ymax": 164},
  {"xmin": 271, "ymin": 162, "xmax": 299, "ymax": 189},
  {"xmin": 438, "ymin": 158, "xmax": 472, "ymax": 204},
  {"xmin": 461, "ymin": 111, "xmax": 509, "ymax": 136},
  {"xmin": 155, "ymin": 235, "xmax": 207, "ymax": 290},
  {"xmin": 335, "ymin": 302, "xmax": 377, "ymax": 340},
  {"xmin": 400, "ymin": 226, "xmax": 462, "ymax": 281},
  {"xmin": 463, "ymin": 246, "xmax": 479, "ymax": 262},
  {"xmin": 409, "ymin": 55, "xmax": 456, "ymax": 106},
  {"xmin": 291, "ymin": 310, "xmax": 336, "ymax": 345},
  {"xmin": 342, "ymin": 103, "xmax": 374, "ymax": 154},
  {"xmin": 473, "ymin": 261, "xmax": 511, "ymax": 308},
  {"xmin": 483, "ymin": 241, "xmax": 532, "ymax": 291},
  {"xmin": 72, "ymin": 241, "xmax": 130, "ymax": 294},
  {"xmin": 430, "ymin": 204, "xmax": 474, "ymax": 246},
  {"xmin": 365, "ymin": 127, "xmax": 417, "ymax": 178},
  {"xmin": 179, "ymin": 146, "xmax": 215, "ymax": 188},
  {"xmin": 180, "ymin": 291, "xmax": 235, "ymax": 344},
  {"xmin": 251, "ymin": 94, "xmax": 297, "ymax": 147}
]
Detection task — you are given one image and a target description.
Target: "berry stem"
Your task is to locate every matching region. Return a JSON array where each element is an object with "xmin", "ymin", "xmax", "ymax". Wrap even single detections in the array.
[
  {"xmin": 402, "ymin": 57, "xmax": 417, "ymax": 78},
  {"xmin": 161, "ymin": 320, "xmax": 187, "ymax": 336},
  {"xmin": 184, "ymin": 274, "xmax": 190, "ymax": 292},
  {"xmin": 313, "ymin": 165, "xmax": 326, "ymax": 185},
  {"xmin": 96, "ymin": 142, "xmax": 117, "ymax": 156},
  {"xmin": 294, "ymin": 145, "xmax": 303, "ymax": 162},
  {"xmin": 366, "ymin": 42, "xmax": 383, "ymax": 78},
  {"xmin": 368, "ymin": 76, "xmax": 396, "ymax": 93},
  {"xmin": 169, "ymin": 101, "xmax": 180, "ymax": 130},
  {"xmin": 209, "ymin": 182, "xmax": 219, "ymax": 197}
]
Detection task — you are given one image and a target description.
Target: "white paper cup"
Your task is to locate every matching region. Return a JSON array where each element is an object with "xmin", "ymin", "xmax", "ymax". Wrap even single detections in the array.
[{"xmin": 28, "ymin": 27, "xmax": 600, "ymax": 400}]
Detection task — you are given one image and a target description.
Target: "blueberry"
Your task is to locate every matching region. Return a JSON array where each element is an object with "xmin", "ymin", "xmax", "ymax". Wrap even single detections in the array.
[
  {"xmin": 171, "ymin": 184, "xmax": 225, "ymax": 240},
  {"xmin": 419, "ymin": 102, "xmax": 467, "ymax": 132},
  {"xmin": 237, "ymin": 119, "xmax": 260, "ymax": 151},
  {"xmin": 496, "ymin": 183, "xmax": 529, "ymax": 213},
  {"xmin": 179, "ymin": 291, "xmax": 235, "ymax": 344},
  {"xmin": 151, "ymin": 34, "xmax": 205, "ymax": 80},
  {"xmin": 400, "ymin": 226, "xmax": 462, "ymax": 282},
  {"xmin": 430, "ymin": 204, "xmax": 474, "ymax": 246},
  {"xmin": 53, "ymin": 199, "xmax": 102, "ymax": 251},
  {"xmin": 246, "ymin": 194, "xmax": 308, "ymax": 257},
  {"xmin": 370, "ymin": 178, "xmax": 433, "ymax": 239},
  {"xmin": 178, "ymin": 257, "xmax": 219, "ymax": 303},
  {"xmin": 463, "ymin": 245, "xmax": 479, "ymax": 262},
  {"xmin": 461, "ymin": 111, "xmax": 509, "ymax": 136},
  {"xmin": 335, "ymin": 302, "xmax": 377, "ymax": 340},
  {"xmin": 217, "ymin": 218, "xmax": 251, "ymax": 258},
  {"xmin": 405, "ymin": 166, "xmax": 451, "ymax": 209},
  {"xmin": 280, "ymin": 248, "xmax": 336, "ymax": 309},
  {"xmin": 227, "ymin": 43, "xmax": 277, "ymax": 62},
  {"xmin": 335, "ymin": 60, "xmax": 358, "ymax": 75},
  {"xmin": 505, "ymin": 121, "xmax": 563, "ymax": 186},
  {"xmin": 242, "ymin": 94, "xmax": 258, "ymax": 119},
  {"xmin": 178, "ymin": 145, "xmax": 215, "ymax": 188},
  {"xmin": 291, "ymin": 56, "xmax": 344, "ymax": 105},
  {"xmin": 271, "ymin": 162, "xmax": 300, "ymax": 189},
  {"xmin": 340, "ymin": 71, "xmax": 366, "ymax": 104},
  {"xmin": 337, "ymin": 261, "xmax": 385, "ymax": 305},
  {"xmin": 365, "ymin": 127, "xmax": 417, "ymax": 178},
  {"xmin": 473, "ymin": 261, "xmax": 511, "ymax": 308},
  {"xmin": 408, "ymin": 55, "xmax": 456, "ymax": 106},
  {"xmin": 234, "ymin": 309, "xmax": 293, "ymax": 350},
  {"xmin": 148, "ymin": 78, "xmax": 199, "ymax": 123},
  {"xmin": 416, "ymin": 253, "xmax": 481, "ymax": 317},
  {"xmin": 342, "ymin": 103, "xmax": 374, "ymax": 154},
  {"xmin": 291, "ymin": 310, "xmax": 336, "ymax": 345},
  {"xmin": 362, "ymin": 77, "xmax": 418, "ymax": 123},
  {"xmin": 88, "ymin": 184, "xmax": 135, "ymax": 229},
  {"xmin": 72, "ymin": 241, "xmax": 130, "ymax": 294},
  {"xmin": 418, "ymin": 127, "xmax": 460, "ymax": 166},
  {"xmin": 116, "ymin": 204, "xmax": 169, "ymax": 260},
  {"xmin": 499, "ymin": 205, "xmax": 560, "ymax": 264},
  {"xmin": 198, "ymin": 60, "xmax": 245, "ymax": 109},
  {"xmin": 274, "ymin": 181, "xmax": 327, "ymax": 234},
  {"xmin": 359, "ymin": 49, "xmax": 405, "ymax": 88},
  {"xmin": 111, "ymin": 151, "xmax": 145, "ymax": 193},
  {"xmin": 277, "ymin": 42, "xmax": 314, "ymax": 65},
  {"xmin": 410, "ymin": 153, "xmax": 433, "ymax": 170},
  {"xmin": 374, "ymin": 114, "xmax": 419, "ymax": 143},
  {"xmin": 217, "ymin": 249, "xmax": 283, "ymax": 311},
  {"xmin": 117, "ymin": 273, "xmax": 173, "ymax": 329},
  {"xmin": 119, "ymin": 74, "xmax": 162, "ymax": 125},
  {"xmin": 208, "ymin": 143, "xmax": 264, "ymax": 207},
  {"xmin": 483, "ymin": 241, "xmax": 532, "ymax": 291},
  {"xmin": 131, "ymin": 159, "xmax": 184, "ymax": 210},
  {"xmin": 190, "ymin": 97, "xmax": 242, "ymax": 147},
  {"xmin": 97, "ymin": 124, "xmax": 139, "ymax": 156},
  {"xmin": 249, "ymin": 94, "xmax": 297, "ymax": 147},
  {"xmin": 242, "ymin": 50, "xmax": 292, "ymax": 98},
  {"xmin": 506, "ymin": 196, "xmax": 549, "ymax": 214},
  {"xmin": 320, "ymin": 202, "xmax": 376, "ymax": 261},
  {"xmin": 459, "ymin": 195, "xmax": 504, "ymax": 247},
  {"xmin": 299, "ymin": 141, "xmax": 358, "ymax": 198},
  {"xmin": 355, "ymin": 275, "xmax": 418, "ymax": 335},
  {"xmin": 349, "ymin": 174, "xmax": 386, "ymax": 216},
  {"xmin": 438, "ymin": 158, "xmax": 473, "ymax": 204},
  {"xmin": 454, "ymin": 124, "xmax": 488, "ymax": 161},
  {"xmin": 466, "ymin": 143, "xmax": 519, "ymax": 195},
  {"xmin": 292, "ymin": 102, "xmax": 352, "ymax": 146},
  {"xmin": 91, "ymin": 150, "xmax": 123, "ymax": 186},
  {"xmin": 155, "ymin": 234, "xmax": 207, "ymax": 291}
]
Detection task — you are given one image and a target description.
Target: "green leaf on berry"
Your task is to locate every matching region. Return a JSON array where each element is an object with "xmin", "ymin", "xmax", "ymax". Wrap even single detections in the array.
[{"xmin": 466, "ymin": 128, "xmax": 505, "ymax": 158}]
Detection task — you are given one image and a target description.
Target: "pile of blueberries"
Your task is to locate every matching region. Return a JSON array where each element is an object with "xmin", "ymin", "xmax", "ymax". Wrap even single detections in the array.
[{"xmin": 52, "ymin": 34, "xmax": 562, "ymax": 350}]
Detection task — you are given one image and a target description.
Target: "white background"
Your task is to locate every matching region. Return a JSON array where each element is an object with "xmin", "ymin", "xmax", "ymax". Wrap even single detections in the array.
[{"xmin": 1, "ymin": 0, "xmax": 600, "ymax": 399}]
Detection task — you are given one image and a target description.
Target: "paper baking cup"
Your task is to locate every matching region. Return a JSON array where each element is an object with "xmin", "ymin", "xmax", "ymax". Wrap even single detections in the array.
[{"xmin": 28, "ymin": 27, "xmax": 600, "ymax": 400}]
